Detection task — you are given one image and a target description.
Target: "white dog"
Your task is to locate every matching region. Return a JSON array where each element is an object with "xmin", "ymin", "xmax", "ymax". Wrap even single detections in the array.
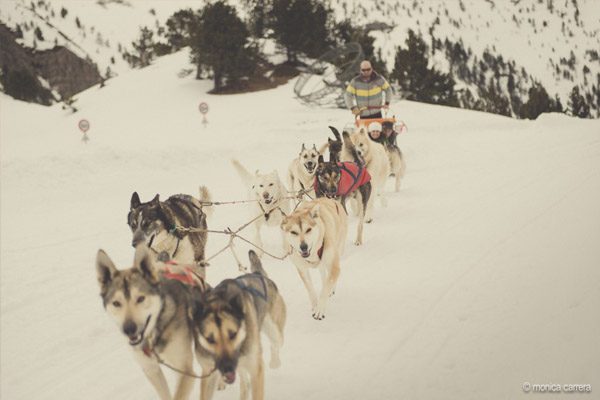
[
  {"xmin": 288, "ymin": 144, "xmax": 320, "ymax": 199},
  {"xmin": 231, "ymin": 159, "xmax": 291, "ymax": 268}
]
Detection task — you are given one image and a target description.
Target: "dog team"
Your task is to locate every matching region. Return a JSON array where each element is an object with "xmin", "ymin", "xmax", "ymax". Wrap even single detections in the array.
[{"xmin": 95, "ymin": 121, "xmax": 406, "ymax": 400}]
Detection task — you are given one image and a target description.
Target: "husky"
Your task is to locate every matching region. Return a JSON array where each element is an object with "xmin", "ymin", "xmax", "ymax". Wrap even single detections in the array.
[
  {"xmin": 231, "ymin": 159, "xmax": 291, "ymax": 265},
  {"xmin": 382, "ymin": 121, "xmax": 406, "ymax": 191},
  {"xmin": 314, "ymin": 127, "xmax": 371, "ymax": 245},
  {"xmin": 281, "ymin": 198, "xmax": 348, "ymax": 319},
  {"xmin": 96, "ymin": 245, "xmax": 211, "ymax": 400},
  {"xmin": 128, "ymin": 187, "xmax": 212, "ymax": 277},
  {"xmin": 287, "ymin": 144, "xmax": 320, "ymax": 199},
  {"xmin": 191, "ymin": 250, "xmax": 286, "ymax": 400},
  {"xmin": 342, "ymin": 127, "xmax": 390, "ymax": 221}
]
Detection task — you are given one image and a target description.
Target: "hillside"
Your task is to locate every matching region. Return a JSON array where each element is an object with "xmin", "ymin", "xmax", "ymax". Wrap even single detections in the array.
[{"xmin": 1, "ymin": 49, "xmax": 599, "ymax": 400}]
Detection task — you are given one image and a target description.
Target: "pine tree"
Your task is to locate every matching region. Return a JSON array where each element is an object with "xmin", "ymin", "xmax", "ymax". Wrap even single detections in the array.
[
  {"xmin": 165, "ymin": 9, "xmax": 198, "ymax": 51},
  {"xmin": 60, "ymin": 7, "xmax": 67, "ymax": 18},
  {"xmin": 190, "ymin": 1, "xmax": 258, "ymax": 91},
  {"xmin": 129, "ymin": 27, "xmax": 156, "ymax": 68},
  {"xmin": 334, "ymin": 19, "xmax": 387, "ymax": 75},
  {"xmin": 270, "ymin": 0, "xmax": 333, "ymax": 62},
  {"xmin": 519, "ymin": 84, "xmax": 552, "ymax": 119},
  {"xmin": 390, "ymin": 29, "xmax": 457, "ymax": 106},
  {"xmin": 568, "ymin": 86, "xmax": 590, "ymax": 118}
]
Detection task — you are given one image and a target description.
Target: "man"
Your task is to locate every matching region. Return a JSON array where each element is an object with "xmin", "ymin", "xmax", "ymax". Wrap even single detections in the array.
[{"xmin": 344, "ymin": 60, "xmax": 392, "ymax": 119}]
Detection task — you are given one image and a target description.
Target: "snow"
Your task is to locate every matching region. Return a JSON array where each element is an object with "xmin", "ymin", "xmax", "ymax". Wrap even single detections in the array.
[{"xmin": 1, "ymin": 49, "xmax": 600, "ymax": 400}]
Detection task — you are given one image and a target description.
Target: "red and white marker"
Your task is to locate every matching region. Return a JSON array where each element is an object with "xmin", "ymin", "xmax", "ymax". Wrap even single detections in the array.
[{"xmin": 198, "ymin": 102, "xmax": 209, "ymax": 127}]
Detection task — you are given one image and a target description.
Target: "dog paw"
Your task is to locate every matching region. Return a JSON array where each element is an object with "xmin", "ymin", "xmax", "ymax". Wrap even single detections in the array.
[
  {"xmin": 365, "ymin": 218, "xmax": 373, "ymax": 224},
  {"xmin": 312, "ymin": 311, "xmax": 325, "ymax": 320},
  {"xmin": 217, "ymin": 380, "xmax": 226, "ymax": 391},
  {"xmin": 329, "ymin": 290, "xmax": 335, "ymax": 297},
  {"xmin": 354, "ymin": 239, "xmax": 362, "ymax": 246}
]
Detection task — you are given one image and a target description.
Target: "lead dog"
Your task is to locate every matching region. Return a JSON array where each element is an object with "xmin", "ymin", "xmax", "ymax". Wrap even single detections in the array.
[
  {"xmin": 96, "ymin": 245, "xmax": 211, "ymax": 400},
  {"xmin": 281, "ymin": 197, "xmax": 348, "ymax": 320},
  {"xmin": 231, "ymin": 159, "xmax": 291, "ymax": 266},
  {"xmin": 128, "ymin": 187, "xmax": 212, "ymax": 277},
  {"xmin": 191, "ymin": 250, "xmax": 286, "ymax": 400}
]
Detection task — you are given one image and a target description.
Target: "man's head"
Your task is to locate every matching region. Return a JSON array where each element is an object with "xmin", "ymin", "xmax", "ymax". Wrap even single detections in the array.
[{"xmin": 360, "ymin": 60, "xmax": 373, "ymax": 79}]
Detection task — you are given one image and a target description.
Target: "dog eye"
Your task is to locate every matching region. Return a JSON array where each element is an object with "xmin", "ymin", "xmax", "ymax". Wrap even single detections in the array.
[
  {"xmin": 269, "ymin": 183, "xmax": 273, "ymax": 187},
  {"xmin": 290, "ymin": 231, "xmax": 298, "ymax": 236},
  {"xmin": 112, "ymin": 300, "xmax": 122, "ymax": 308},
  {"xmin": 305, "ymin": 228, "xmax": 312, "ymax": 234},
  {"xmin": 259, "ymin": 184, "xmax": 263, "ymax": 188},
  {"xmin": 303, "ymin": 155, "xmax": 307, "ymax": 158},
  {"xmin": 206, "ymin": 335, "xmax": 216, "ymax": 344},
  {"xmin": 228, "ymin": 331, "xmax": 237, "ymax": 340},
  {"xmin": 136, "ymin": 296, "xmax": 145, "ymax": 304}
]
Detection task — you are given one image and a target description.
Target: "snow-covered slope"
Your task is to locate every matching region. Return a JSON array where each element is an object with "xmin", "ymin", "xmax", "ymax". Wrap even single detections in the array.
[
  {"xmin": 1, "ymin": 50, "xmax": 599, "ymax": 400},
  {"xmin": 332, "ymin": 0, "xmax": 600, "ymax": 111}
]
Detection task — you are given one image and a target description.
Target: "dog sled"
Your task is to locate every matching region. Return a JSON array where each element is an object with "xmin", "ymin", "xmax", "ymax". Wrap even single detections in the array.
[{"xmin": 354, "ymin": 106, "xmax": 407, "ymax": 134}]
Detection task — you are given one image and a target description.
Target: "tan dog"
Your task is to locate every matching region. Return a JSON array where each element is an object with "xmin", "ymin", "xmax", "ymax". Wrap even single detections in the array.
[
  {"xmin": 342, "ymin": 128, "xmax": 389, "ymax": 222},
  {"xmin": 281, "ymin": 198, "xmax": 347, "ymax": 320}
]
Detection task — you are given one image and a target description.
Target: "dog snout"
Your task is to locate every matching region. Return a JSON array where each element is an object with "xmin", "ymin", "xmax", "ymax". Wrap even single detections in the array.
[
  {"xmin": 131, "ymin": 230, "xmax": 145, "ymax": 247},
  {"xmin": 123, "ymin": 320, "xmax": 137, "ymax": 337},
  {"xmin": 300, "ymin": 242, "xmax": 308, "ymax": 252},
  {"xmin": 262, "ymin": 192, "xmax": 270, "ymax": 199}
]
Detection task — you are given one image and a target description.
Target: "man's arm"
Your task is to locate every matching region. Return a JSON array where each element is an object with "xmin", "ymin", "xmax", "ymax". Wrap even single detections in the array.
[
  {"xmin": 345, "ymin": 81, "xmax": 359, "ymax": 114},
  {"xmin": 382, "ymin": 78, "xmax": 392, "ymax": 106}
]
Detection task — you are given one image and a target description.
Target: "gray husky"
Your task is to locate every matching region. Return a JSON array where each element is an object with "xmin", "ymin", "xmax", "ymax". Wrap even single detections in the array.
[
  {"xmin": 128, "ymin": 187, "xmax": 212, "ymax": 277},
  {"xmin": 96, "ymin": 245, "xmax": 211, "ymax": 400},
  {"xmin": 191, "ymin": 251, "xmax": 286, "ymax": 400}
]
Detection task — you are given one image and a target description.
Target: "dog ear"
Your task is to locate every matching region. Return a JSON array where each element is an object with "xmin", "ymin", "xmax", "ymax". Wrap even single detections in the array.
[
  {"xmin": 130, "ymin": 192, "xmax": 141, "ymax": 209},
  {"xmin": 228, "ymin": 293, "xmax": 245, "ymax": 320},
  {"xmin": 133, "ymin": 245, "xmax": 160, "ymax": 284},
  {"xmin": 189, "ymin": 289, "xmax": 209, "ymax": 324},
  {"xmin": 312, "ymin": 144, "xmax": 317, "ymax": 151},
  {"xmin": 96, "ymin": 249, "xmax": 118, "ymax": 292},
  {"xmin": 318, "ymin": 155, "xmax": 325, "ymax": 164},
  {"xmin": 301, "ymin": 143, "xmax": 306, "ymax": 151},
  {"xmin": 151, "ymin": 194, "xmax": 160, "ymax": 204}
]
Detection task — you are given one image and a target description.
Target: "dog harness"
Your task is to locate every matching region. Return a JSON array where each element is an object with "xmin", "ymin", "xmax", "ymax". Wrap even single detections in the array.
[
  {"xmin": 161, "ymin": 261, "xmax": 207, "ymax": 291},
  {"xmin": 314, "ymin": 162, "xmax": 371, "ymax": 197}
]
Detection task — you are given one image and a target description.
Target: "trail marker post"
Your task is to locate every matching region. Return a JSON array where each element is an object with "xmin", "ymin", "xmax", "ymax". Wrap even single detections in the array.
[{"xmin": 78, "ymin": 119, "xmax": 90, "ymax": 143}]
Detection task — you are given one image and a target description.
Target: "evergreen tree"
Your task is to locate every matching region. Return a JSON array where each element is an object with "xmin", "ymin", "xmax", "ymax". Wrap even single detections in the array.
[
  {"xmin": 519, "ymin": 84, "xmax": 552, "ymax": 119},
  {"xmin": 34, "ymin": 26, "xmax": 44, "ymax": 41},
  {"xmin": 390, "ymin": 29, "xmax": 457, "ymax": 106},
  {"xmin": 190, "ymin": 1, "xmax": 258, "ymax": 91},
  {"xmin": 165, "ymin": 9, "xmax": 199, "ymax": 51},
  {"xmin": 270, "ymin": 0, "xmax": 333, "ymax": 62},
  {"xmin": 568, "ymin": 86, "xmax": 590, "ymax": 118},
  {"xmin": 60, "ymin": 7, "xmax": 67, "ymax": 18},
  {"xmin": 242, "ymin": 0, "xmax": 271, "ymax": 37},
  {"xmin": 129, "ymin": 27, "xmax": 156, "ymax": 68}
]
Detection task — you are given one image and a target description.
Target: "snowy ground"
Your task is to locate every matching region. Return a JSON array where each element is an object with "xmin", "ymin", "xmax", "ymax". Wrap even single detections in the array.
[{"xmin": 1, "ymin": 50, "xmax": 599, "ymax": 399}]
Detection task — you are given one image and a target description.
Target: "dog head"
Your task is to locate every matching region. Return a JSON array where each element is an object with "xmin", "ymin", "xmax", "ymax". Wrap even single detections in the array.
[
  {"xmin": 350, "ymin": 129, "xmax": 372, "ymax": 162},
  {"xmin": 315, "ymin": 155, "xmax": 341, "ymax": 199},
  {"xmin": 191, "ymin": 283, "xmax": 248, "ymax": 384},
  {"xmin": 251, "ymin": 170, "xmax": 284, "ymax": 207},
  {"xmin": 128, "ymin": 193, "xmax": 167, "ymax": 248},
  {"xmin": 96, "ymin": 245, "xmax": 162, "ymax": 347},
  {"xmin": 281, "ymin": 204, "xmax": 324, "ymax": 259},
  {"xmin": 298, "ymin": 144, "xmax": 319, "ymax": 175}
]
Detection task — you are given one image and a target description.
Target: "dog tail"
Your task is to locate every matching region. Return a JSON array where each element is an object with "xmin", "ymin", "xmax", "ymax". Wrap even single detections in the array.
[
  {"xmin": 231, "ymin": 158, "xmax": 254, "ymax": 185},
  {"xmin": 248, "ymin": 250, "xmax": 268, "ymax": 277},
  {"xmin": 198, "ymin": 185, "xmax": 213, "ymax": 219}
]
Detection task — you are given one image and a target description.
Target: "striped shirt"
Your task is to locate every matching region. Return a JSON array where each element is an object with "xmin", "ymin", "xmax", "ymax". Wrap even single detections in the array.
[{"xmin": 344, "ymin": 72, "xmax": 392, "ymax": 117}]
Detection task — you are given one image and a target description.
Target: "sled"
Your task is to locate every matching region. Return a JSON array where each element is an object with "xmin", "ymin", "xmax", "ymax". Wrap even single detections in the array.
[{"xmin": 354, "ymin": 106, "xmax": 407, "ymax": 134}]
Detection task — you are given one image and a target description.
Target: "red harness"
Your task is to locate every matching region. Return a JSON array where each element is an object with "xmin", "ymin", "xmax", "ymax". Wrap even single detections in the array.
[{"xmin": 314, "ymin": 162, "xmax": 371, "ymax": 197}]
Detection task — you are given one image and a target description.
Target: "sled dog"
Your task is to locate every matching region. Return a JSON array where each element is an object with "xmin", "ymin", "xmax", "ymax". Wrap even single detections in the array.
[
  {"xmin": 287, "ymin": 143, "xmax": 320, "ymax": 199},
  {"xmin": 96, "ymin": 245, "xmax": 211, "ymax": 400},
  {"xmin": 191, "ymin": 250, "xmax": 286, "ymax": 400},
  {"xmin": 382, "ymin": 121, "xmax": 406, "ymax": 191},
  {"xmin": 128, "ymin": 187, "xmax": 212, "ymax": 277},
  {"xmin": 314, "ymin": 128, "xmax": 371, "ymax": 245},
  {"xmin": 231, "ymin": 159, "xmax": 291, "ymax": 266},
  {"xmin": 281, "ymin": 198, "xmax": 348, "ymax": 319},
  {"xmin": 343, "ymin": 127, "xmax": 390, "ymax": 221}
]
